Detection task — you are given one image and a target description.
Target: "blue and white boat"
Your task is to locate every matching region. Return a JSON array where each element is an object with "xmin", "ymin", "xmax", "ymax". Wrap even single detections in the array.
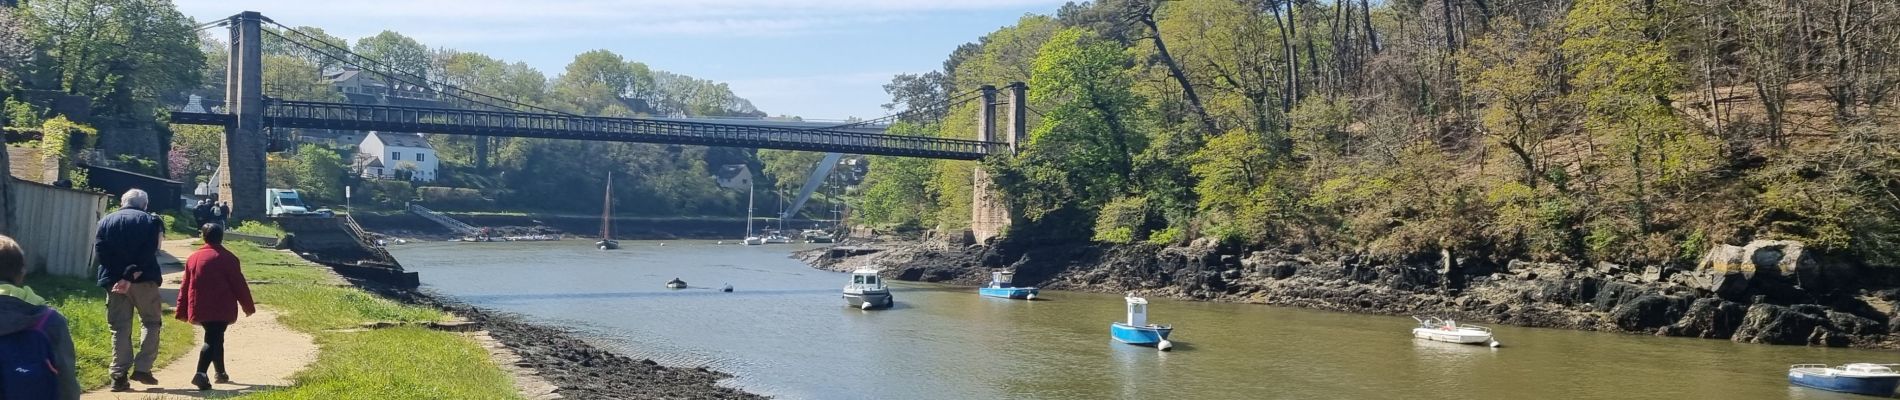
[
  {"xmin": 1109, "ymin": 295, "xmax": 1173, "ymax": 351},
  {"xmin": 1789, "ymin": 363, "xmax": 1900, "ymax": 396},
  {"xmin": 843, "ymin": 268, "xmax": 894, "ymax": 310},
  {"xmin": 978, "ymin": 271, "xmax": 1039, "ymax": 300}
]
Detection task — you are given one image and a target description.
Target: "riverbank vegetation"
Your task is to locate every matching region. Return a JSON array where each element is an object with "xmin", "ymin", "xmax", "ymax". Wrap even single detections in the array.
[
  {"xmin": 218, "ymin": 242, "xmax": 521, "ymax": 399},
  {"xmin": 851, "ymin": 0, "xmax": 1900, "ymax": 269}
]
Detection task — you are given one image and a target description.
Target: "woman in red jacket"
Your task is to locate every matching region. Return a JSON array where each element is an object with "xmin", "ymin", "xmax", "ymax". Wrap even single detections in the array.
[{"xmin": 174, "ymin": 224, "xmax": 255, "ymax": 391}]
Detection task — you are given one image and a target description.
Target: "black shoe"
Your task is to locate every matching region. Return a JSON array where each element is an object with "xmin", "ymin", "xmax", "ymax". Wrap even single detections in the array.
[
  {"xmin": 215, "ymin": 373, "xmax": 232, "ymax": 384},
  {"xmin": 129, "ymin": 370, "xmax": 159, "ymax": 385},
  {"xmin": 191, "ymin": 373, "xmax": 211, "ymax": 391},
  {"xmin": 110, "ymin": 376, "xmax": 131, "ymax": 392}
]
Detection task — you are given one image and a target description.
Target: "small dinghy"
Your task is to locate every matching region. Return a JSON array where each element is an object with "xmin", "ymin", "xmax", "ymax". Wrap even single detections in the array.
[
  {"xmin": 842, "ymin": 268, "xmax": 893, "ymax": 310},
  {"xmin": 978, "ymin": 271, "xmax": 1038, "ymax": 300},
  {"xmin": 1790, "ymin": 363, "xmax": 1900, "ymax": 396},
  {"xmin": 721, "ymin": 283, "xmax": 734, "ymax": 292},
  {"xmin": 1110, "ymin": 295, "xmax": 1173, "ymax": 351},
  {"xmin": 665, "ymin": 278, "xmax": 687, "ymax": 289},
  {"xmin": 1412, "ymin": 316, "xmax": 1500, "ymax": 347}
]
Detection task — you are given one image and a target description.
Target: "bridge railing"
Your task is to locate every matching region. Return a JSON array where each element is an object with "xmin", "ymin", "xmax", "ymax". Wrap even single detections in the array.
[{"xmin": 261, "ymin": 100, "xmax": 1004, "ymax": 159}]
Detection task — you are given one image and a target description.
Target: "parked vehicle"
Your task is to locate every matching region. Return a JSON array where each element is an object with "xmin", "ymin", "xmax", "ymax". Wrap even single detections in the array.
[{"xmin": 266, "ymin": 188, "xmax": 312, "ymax": 217}]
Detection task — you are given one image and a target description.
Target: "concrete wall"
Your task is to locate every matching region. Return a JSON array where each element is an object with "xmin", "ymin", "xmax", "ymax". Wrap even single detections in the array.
[{"xmin": 10, "ymin": 180, "xmax": 108, "ymax": 277}]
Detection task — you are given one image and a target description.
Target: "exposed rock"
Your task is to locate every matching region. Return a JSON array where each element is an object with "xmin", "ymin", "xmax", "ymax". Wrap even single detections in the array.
[
  {"xmin": 1733, "ymin": 304, "xmax": 1822, "ymax": 345},
  {"xmin": 1697, "ymin": 244, "xmax": 1751, "ymax": 277},
  {"xmin": 1662, "ymin": 298, "xmax": 1746, "ymax": 339},
  {"xmin": 1609, "ymin": 295, "xmax": 1688, "ymax": 332},
  {"xmin": 1825, "ymin": 311, "xmax": 1885, "ymax": 336},
  {"xmin": 1592, "ymin": 281, "xmax": 1651, "ymax": 312}
]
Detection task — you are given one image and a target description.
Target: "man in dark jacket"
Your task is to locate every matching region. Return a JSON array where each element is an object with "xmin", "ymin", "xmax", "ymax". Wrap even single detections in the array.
[
  {"xmin": 0, "ymin": 236, "xmax": 80, "ymax": 400},
  {"xmin": 192, "ymin": 199, "xmax": 214, "ymax": 228},
  {"xmin": 94, "ymin": 189, "xmax": 164, "ymax": 391}
]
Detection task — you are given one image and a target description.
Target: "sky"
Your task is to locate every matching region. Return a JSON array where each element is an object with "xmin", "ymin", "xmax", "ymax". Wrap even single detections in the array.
[{"xmin": 172, "ymin": 0, "xmax": 1073, "ymax": 120}]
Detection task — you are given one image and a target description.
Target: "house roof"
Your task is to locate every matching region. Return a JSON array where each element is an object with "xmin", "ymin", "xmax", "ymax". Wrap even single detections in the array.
[
  {"xmin": 367, "ymin": 132, "xmax": 432, "ymax": 149},
  {"xmin": 352, "ymin": 153, "xmax": 383, "ymax": 168},
  {"xmin": 325, "ymin": 69, "xmax": 387, "ymax": 86}
]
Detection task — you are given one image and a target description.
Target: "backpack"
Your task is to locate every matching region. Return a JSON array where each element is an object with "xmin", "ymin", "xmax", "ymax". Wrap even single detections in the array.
[{"xmin": 0, "ymin": 308, "xmax": 58, "ymax": 400}]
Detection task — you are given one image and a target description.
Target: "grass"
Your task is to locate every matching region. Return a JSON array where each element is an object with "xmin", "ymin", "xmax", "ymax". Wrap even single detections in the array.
[
  {"xmin": 26, "ymin": 274, "xmax": 196, "ymax": 389},
  {"xmin": 233, "ymin": 221, "xmax": 287, "ymax": 238},
  {"xmin": 209, "ymin": 243, "xmax": 518, "ymax": 400}
]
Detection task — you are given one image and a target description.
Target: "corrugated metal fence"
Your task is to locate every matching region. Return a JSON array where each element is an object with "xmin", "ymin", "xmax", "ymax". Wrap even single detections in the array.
[{"xmin": 12, "ymin": 180, "xmax": 107, "ymax": 277}]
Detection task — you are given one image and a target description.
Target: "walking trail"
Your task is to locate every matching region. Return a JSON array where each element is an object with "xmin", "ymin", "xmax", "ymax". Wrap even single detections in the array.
[{"xmin": 80, "ymin": 240, "xmax": 320, "ymax": 399}]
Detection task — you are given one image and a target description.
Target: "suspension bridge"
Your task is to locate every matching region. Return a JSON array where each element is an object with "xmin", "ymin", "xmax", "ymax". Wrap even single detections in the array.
[{"xmin": 175, "ymin": 12, "xmax": 1027, "ymax": 241}]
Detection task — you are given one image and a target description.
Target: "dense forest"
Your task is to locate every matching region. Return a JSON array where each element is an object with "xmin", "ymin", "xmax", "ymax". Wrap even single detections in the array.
[{"xmin": 850, "ymin": 0, "xmax": 1900, "ymax": 268}]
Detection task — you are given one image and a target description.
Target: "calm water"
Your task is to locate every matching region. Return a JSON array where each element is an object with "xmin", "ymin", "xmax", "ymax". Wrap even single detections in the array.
[{"xmin": 390, "ymin": 241, "xmax": 1894, "ymax": 400}]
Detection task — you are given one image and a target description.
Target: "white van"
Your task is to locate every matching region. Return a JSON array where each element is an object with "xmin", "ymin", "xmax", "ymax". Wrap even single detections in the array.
[{"xmin": 267, "ymin": 188, "xmax": 310, "ymax": 217}]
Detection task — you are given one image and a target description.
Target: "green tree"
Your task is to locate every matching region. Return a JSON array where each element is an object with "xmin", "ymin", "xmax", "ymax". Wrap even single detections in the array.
[
  {"xmin": 292, "ymin": 144, "xmax": 346, "ymax": 205},
  {"xmin": 22, "ymin": 0, "xmax": 202, "ymax": 118},
  {"xmin": 353, "ymin": 31, "xmax": 430, "ymax": 78},
  {"xmin": 1001, "ymin": 27, "xmax": 1151, "ymax": 236}
]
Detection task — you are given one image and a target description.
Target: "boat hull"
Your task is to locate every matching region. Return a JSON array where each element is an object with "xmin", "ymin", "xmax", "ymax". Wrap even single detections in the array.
[
  {"xmin": 1110, "ymin": 322, "xmax": 1172, "ymax": 345},
  {"xmin": 1791, "ymin": 370, "xmax": 1900, "ymax": 396},
  {"xmin": 1412, "ymin": 327, "xmax": 1493, "ymax": 344},
  {"xmin": 596, "ymin": 240, "xmax": 620, "ymax": 250},
  {"xmin": 979, "ymin": 287, "xmax": 1039, "ymax": 299},
  {"xmin": 844, "ymin": 291, "xmax": 893, "ymax": 309}
]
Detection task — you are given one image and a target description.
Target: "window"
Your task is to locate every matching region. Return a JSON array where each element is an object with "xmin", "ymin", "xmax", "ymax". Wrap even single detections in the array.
[
  {"xmin": 392, "ymin": 152, "xmax": 401, "ymax": 160},
  {"xmin": 416, "ymin": 153, "xmax": 425, "ymax": 162},
  {"xmin": 866, "ymin": 277, "xmax": 879, "ymax": 285},
  {"xmin": 853, "ymin": 276, "xmax": 864, "ymax": 284}
]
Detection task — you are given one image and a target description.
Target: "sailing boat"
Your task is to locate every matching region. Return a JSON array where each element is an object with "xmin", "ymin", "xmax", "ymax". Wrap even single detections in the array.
[
  {"xmin": 743, "ymin": 180, "xmax": 764, "ymax": 246},
  {"xmin": 596, "ymin": 172, "xmax": 620, "ymax": 250},
  {"xmin": 764, "ymin": 189, "xmax": 793, "ymax": 244}
]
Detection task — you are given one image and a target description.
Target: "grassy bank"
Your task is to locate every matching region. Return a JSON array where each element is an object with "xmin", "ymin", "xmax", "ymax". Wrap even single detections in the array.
[
  {"xmin": 29, "ymin": 275, "xmax": 196, "ymax": 389},
  {"xmin": 215, "ymin": 242, "xmax": 520, "ymax": 399}
]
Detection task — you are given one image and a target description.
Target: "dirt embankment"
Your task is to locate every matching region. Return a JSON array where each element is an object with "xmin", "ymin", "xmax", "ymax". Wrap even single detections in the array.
[
  {"xmin": 801, "ymin": 237, "xmax": 1900, "ymax": 349},
  {"xmin": 351, "ymin": 281, "xmax": 765, "ymax": 400}
]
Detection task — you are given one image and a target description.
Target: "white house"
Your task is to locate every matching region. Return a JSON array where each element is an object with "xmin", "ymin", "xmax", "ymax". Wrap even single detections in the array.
[{"xmin": 357, "ymin": 131, "xmax": 438, "ymax": 182}]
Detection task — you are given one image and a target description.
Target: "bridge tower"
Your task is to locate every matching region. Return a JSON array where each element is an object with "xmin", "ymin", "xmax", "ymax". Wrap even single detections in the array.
[
  {"xmin": 971, "ymin": 82, "xmax": 1027, "ymax": 243},
  {"xmin": 219, "ymin": 11, "xmax": 267, "ymax": 221}
]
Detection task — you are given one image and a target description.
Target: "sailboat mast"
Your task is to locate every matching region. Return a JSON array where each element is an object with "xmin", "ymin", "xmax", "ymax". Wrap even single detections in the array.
[
  {"xmin": 601, "ymin": 172, "xmax": 613, "ymax": 239},
  {"xmin": 745, "ymin": 181, "xmax": 755, "ymax": 237}
]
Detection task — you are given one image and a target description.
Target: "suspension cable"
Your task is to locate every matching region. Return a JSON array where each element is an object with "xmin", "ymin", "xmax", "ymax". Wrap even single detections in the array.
[{"xmin": 263, "ymin": 21, "xmax": 572, "ymax": 115}]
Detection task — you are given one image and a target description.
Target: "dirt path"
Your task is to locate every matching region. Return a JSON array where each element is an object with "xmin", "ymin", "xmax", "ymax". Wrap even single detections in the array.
[{"xmin": 80, "ymin": 240, "xmax": 320, "ymax": 399}]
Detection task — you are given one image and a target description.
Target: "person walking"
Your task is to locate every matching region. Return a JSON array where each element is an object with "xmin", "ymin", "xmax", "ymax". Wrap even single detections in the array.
[
  {"xmin": 174, "ymin": 224, "xmax": 255, "ymax": 390},
  {"xmin": 0, "ymin": 236, "xmax": 81, "ymax": 400},
  {"xmin": 94, "ymin": 189, "xmax": 164, "ymax": 391}
]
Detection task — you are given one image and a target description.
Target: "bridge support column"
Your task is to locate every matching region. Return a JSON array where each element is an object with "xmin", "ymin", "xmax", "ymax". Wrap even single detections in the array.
[
  {"xmin": 218, "ymin": 11, "xmax": 266, "ymax": 222},
  {"xmin": 971, "ymin": 85, "xmax": 1010, "ymax": 244}
]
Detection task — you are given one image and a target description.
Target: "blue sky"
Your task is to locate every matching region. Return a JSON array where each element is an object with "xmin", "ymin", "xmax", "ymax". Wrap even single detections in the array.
[{"xmin": 173, "ymin": 0, "xmax": 1072, "ymax": 120}]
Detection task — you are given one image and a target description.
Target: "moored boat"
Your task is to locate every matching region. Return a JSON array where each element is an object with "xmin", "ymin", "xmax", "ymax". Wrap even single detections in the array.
[
  {"xmin": 1789, "ymin": 363, "xmax": 1900, "ymax": 396},
  {"xmin": 665, "ymin": 278, "xmax": 687, "ymax": 289},
  {"xmin": 1109, "ymin": 295, "xmax": 1172, "ymax": 351},
  {"xmin": 1412, "ymin": 316, "xmax": 1500, "ymax": 347},
  {"xmin": 842, "ymin": 268, "xmax": 893, "ymax": 310},
  {"xmin": 743, "ymin": 236, "xmax": 765, "ymax": 246},
  {"xmin": 597, "ymin": 172, "xmax": 619, "ymax": 250},
  {"xmin": 978, "ymin": 271, "xmax": 1038, "ymax": 300}
]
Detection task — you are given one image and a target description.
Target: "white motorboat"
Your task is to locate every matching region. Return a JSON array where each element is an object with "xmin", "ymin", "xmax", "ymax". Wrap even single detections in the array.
[
  {"xmin": 1412, "ymin": 316, "xmax": 1500, "ymax": 347},
  {"xmin": 665, "ymin": 278, "xmax": 687, "ymax": 289},
  {"xmin": 743, "ymin": 236, "xmax": 765, "ymax": 246},
  {"xmin": 842, "ymin": 268, "xmax": 893, "ymax": 310},
  {"xmin": 763, "ymin": 233, "xmax": 793, "ymax": 244}
]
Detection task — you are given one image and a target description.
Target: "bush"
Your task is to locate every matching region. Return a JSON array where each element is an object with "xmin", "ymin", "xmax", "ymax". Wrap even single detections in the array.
[
  {"xmin": 362, "ymin": 180, "xmax": 415, "ymax": 209},
  {"xmin": 1146, "ymin": 226, "xmax": 1185, "ymax": 245},
  {"xmin": 235, "ymin": 220, "xmax": 285, "ymax": 238},
  {"xmin": 1092, "ymin": 196, "xmax": 1150, "ymax": 243},
  {"xmin": 415, "ymin": 186, "xmax": 489, "ymax": 210}
]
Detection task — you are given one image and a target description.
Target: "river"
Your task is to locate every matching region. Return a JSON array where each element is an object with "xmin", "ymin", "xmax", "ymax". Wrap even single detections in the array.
[{"xmin": 389, "ymin": 240, "xmax": 1892, "ymax": 400}]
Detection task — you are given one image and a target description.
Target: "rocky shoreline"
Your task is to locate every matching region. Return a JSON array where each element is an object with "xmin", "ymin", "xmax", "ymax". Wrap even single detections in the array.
[
  {"xmin": 800, "ymin": 236, "xmax": 1900, "ymax": 349},
  {"xmin": 349, "ymin": 280, "xmax": 767, "ymax": 400}
]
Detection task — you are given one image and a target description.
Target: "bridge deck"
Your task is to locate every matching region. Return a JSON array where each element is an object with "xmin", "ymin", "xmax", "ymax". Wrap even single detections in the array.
[{"xmin": 170, "ymin": 100, "xmax": 1000, "ymax": 160}]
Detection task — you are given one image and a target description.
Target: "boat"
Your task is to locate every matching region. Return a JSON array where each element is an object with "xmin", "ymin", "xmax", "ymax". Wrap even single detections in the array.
[
  {"xmin": 978, "ymin": 271, "xmax": 1038, "ymax": 300},
  {"xmin": 842, "ymin": 268, "xmax": 893, "ymax": 310},
  {"xmin": 763, "ymin": 230, "xmax": 793, "ymax": 244},
  {"xmin": 1110, "ymin": 295, "xmax": 1173, "ymax": 351},
  {"xmin": 665, "ymin": 278, "xmax": 687, "ymax": 289},
  {"xmin": 742, "ymin": 180, "xmax": 764, "ymax": 246},
  {"xmin": 721, "ymin": 283, "xmax": 734, "ymax": 292},
  {"xmin": 1790, "ymin": 363, "xmax": 1900, "ymax": 396},
  {"xmin": 1412, "ymin": 316, "xmax": 1500, "ymax": 347},
  {"xmin": 596, "ymin": 172, "xmax": 620, "ymax": 250},
  {"xmin": 802, "ymin": 229, "xmax": 836, "ymax": 243}
]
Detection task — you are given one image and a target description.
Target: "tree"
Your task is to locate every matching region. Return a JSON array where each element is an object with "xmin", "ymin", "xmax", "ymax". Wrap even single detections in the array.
[
  {"xmin": 881, "ymin": 71, "xmax": 949, "ymax": 122},
  {"xmin": 0, "ymin": 8, "xmax": 26, "ymax": 84},
  {"xmin": 354, "ymin": 31, "xmax": 430, "ymax": 79},
  {"xmin": 1461, "ymin": 17, "xmax": 1568, "ymax": 189},
  {"xmin": 22, "ymin": 0, "xmax": 202, "ymax": 118},
  {"xmin": 758, "ymin": 149, "xmax": 825, "ymax": 193},
  {"xmin": 291, "ymin": 144, "xmax": 345, "ymax": 204},
  {"xmin": 1003, "ymin": 28, "xmax": 1151, "ymax": 231}
]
